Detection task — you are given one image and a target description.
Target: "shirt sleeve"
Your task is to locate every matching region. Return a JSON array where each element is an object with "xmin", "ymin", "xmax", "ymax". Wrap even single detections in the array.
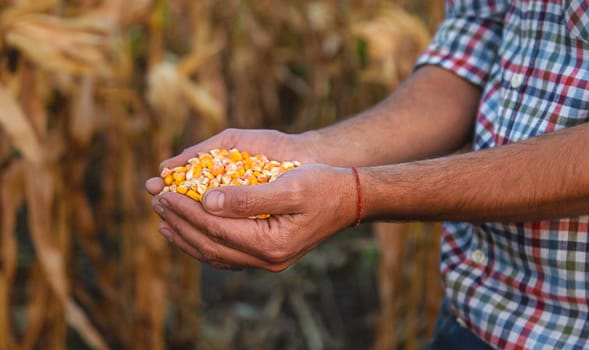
[{"xmin": 415, "ymin": 1, "xmax": 507, "ymax": 88}]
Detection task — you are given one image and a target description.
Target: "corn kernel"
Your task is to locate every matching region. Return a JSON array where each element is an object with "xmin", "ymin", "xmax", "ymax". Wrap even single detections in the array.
[
  {"xmin": 186, "ymin": 190, "xmax": 201, "ymax": 201},
  {"xmin": 247, "ymin": 175, "xmax": 257, "ymax": 185},
  {"xmin": 173, "ymin": 172, "xmax": 185, "ymax": 183},
  {"xmin": 158, "ymin": 148, "xmax": 300, "ymax": 219},
  {"xmin": 176, "ymin": 185, "xmax": 189, "ymax": 195},
  {"xmin": 249, "ymin": 214, "xmax": 270, "ymax": 219},
  {"xmin": 210, "ymin": 162, "xmax": 225, "ymax": 176},
  {"xmin": 229, "ymin": 149, "xmax": 243, "ymax": 162}
]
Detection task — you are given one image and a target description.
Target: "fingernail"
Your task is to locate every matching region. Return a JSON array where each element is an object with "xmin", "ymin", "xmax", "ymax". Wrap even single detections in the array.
[
  {"xmin": 159, "ymin": 228, "xmax": 172, "ymax": 242},
  {"xmin": 204, "ymin": 191, "xmax": 224, "ymax": 212},
  {"xmin": 158, "ymin": 197, "xmax": 170, "ymax": 207},
  {"xmin": 154, "ymin": 205, "xmax": 165, "ymax": 215}
]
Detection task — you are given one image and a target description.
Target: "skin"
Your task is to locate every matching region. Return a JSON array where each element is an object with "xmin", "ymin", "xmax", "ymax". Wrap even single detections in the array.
[{"xmin": 145, "ymin": 66, "xmax": 589, "ymax": 271}]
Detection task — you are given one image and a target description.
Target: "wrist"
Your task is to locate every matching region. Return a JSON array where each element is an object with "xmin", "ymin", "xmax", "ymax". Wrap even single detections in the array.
[
  {"xmin": 324, "ymin": 166, "xmax": 361, "ymax": 229},
  {"xmin": 351, "ymin": 166, "xmax": 363, "ymax": 227},
  {"xmin": 357, "ymin": 165, "xmax": 404, "ymax": 222},
  {"xmin": 297, "ymin": 129, "xmax": 324, "ymax": 163}
]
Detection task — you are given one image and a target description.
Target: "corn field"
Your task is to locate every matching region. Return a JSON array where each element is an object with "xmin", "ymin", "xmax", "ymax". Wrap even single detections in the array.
[{"xmin": 0, "ymin": 1, "xmax": 444, "ymax": 349}]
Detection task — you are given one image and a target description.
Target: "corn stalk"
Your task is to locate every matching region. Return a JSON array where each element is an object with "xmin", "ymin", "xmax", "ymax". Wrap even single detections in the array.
[{"xmin": 0, "ymin": 1, "xmax": 444, "ymax": 348}]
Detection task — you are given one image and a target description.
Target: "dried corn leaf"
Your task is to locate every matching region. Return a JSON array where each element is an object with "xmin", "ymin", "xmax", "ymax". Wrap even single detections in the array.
[
  {"xmin": 21, "ymin": 264, "xmax": 51, "ymax": 350},
  {"xmin": 0, "ymin": 1, "xmax": 444, "ymax": 348},
  {"xmin": 147, "ymin": 60, "xmax": 189, "ymax": 123},
  {"xmin": 0, "ymin": 160, "xmax": 24, "ymax": 350},
  {"xmin": 24, "ymin": 162, "xmax": 108, "ymax": 350},
  {"xmin": 3, "ymin": 13, "xmax": 113, "ymax": 76},
  {"xmin": 180, "ymin": 80, "xmax": 225, "ymax": 131},
  {"xmin": 352, "ymin": 5, "xmax": 430, "ymax": 87},
  {"xmin": 134, "ymin": 218, "xmax": 169, "ymax": 350},
  {"xmin": 147, "ymin": 59, "xmax": 225, "ymax": 135},
  {"xmin": 0, "ymin": 0, "xmax": 59, "ymax": 23},
  {"xmin": 70, "ymin": 76, "xmax": 97, "ymax": 147},
  {"xmin": 84, "ymin": 0, "xmax": 152, "ymax": 27},
  {"xmin": 0, "ymin": 85, "xmax": 42, "ymax": 164}
]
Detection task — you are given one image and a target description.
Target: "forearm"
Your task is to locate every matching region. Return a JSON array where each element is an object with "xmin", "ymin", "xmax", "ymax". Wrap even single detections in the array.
[
  {"xmin": 301, "ymin": 65, "xmax": 482, "ymax": 167},
  {"xmin": 360, "ymin": 123, "xmax": 589, "ymax": 222}
]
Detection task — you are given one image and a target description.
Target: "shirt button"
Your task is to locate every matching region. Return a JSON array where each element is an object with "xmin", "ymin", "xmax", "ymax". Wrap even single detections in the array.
[
  {"xmin": 471, "ymin": 249, "xmax": 487, "ymax": 265},
  {"xmin": 511, "ymin": 73, "xmax": 524, "ymax": 89}
]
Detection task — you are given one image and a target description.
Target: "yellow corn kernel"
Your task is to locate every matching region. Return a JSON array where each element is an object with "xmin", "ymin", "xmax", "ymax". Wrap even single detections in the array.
[
  {"xmin": 164, "ymin": 175, "xmax": 174, "ymax": 186},
  {"xmin": 229, "ymin": 149, "xmax": 243, "ymax": 162},
  {"xmin": 240, "ymin": 160, "xmax": 247, "ymax": 170},
  {"xmin": 186, "ymin": 189, "xmax": 202, "ymax": 201},
  {"xmin": 176, "ymin": 185, "xmax": 189, "ymax": 195},
  {"xmin": 186, "ymin": 165, "xmax": 202, "ymax": 180},
  {"xmin": 173, "ymin": 172, "xmax": 185, "ymax": 183},
  {"xmin": 174, "ymin": 166, "xmax": 188, "ymax": 174},
  {"xmin": 247, "ymin": 175, "xmax": 258, "ymax": 185}
]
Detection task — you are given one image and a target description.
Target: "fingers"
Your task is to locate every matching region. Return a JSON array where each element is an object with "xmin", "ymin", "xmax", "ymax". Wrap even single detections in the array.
[
  {"xmin": 156, "ymin": 192, "xmax": 263, "ymax": 249},
  {"xmin": 159, "ymin": 129, "xmax": 236, "ymax": 170},
  {"xmin": 157, "ymin": 207, "xmax": 290, "ymax": 271},
  {"xmin": 145, "ymin": 177, "xmax": 164, "ymax": 195},
  {"xmin": 157, "ymin": 128, "xmax": 304, "ymax": 170},
  {"xmin": 158, "ymin": 222, "xmax": 236, "ymax": 270},
  {"xmin": 159, "ymin": 149, "xmax": 200, "ymax": 171},
  {"xmin": 155, "ymin": 192, "xmax": 300, "ymax": 263}
]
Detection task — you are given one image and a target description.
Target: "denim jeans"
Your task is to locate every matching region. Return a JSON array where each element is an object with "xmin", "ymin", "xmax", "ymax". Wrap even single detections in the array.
[{"xmin": 427, "ymin": 299, "xmax": 495, "ymax": 350}]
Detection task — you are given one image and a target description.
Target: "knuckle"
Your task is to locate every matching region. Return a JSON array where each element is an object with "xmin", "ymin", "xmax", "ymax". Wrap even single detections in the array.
[
  {"xmin": 286, "ymin": 178, "xmax": 305, "ymax": 203},
  {"xmin": 221, "ymin": 128, "xmax": 238, "ymax": 141},
  {"xmin": 170, "ymin": 221, "xmax": 181, "ymax": 235},
  {"xmin": 199, "ymin": 244, "xmax": 219, "ymax": 262},
  {"xmin": 207, "ymin": 222, "xmax": 229, "ymax": 242},
  {"xmin": 257, "ymin": 230, "xmax": 292, "ymax": 264},
  {"xmin": 230, "ymin": 190, "xmax": 256, "ymax": 214}
]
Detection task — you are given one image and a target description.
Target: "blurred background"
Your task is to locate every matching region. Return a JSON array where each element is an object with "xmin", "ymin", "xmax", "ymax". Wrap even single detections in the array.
[{"xmin": 0, "ymin": 1, "xmax": 445, "ymax": 349}]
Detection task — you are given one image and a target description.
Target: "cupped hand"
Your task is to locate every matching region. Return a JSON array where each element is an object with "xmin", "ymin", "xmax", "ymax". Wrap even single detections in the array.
[
  {"xmin": 145, "ymin": 128, "xmax": 319, "ymax": 196},
  {"xmin": 150, "ymin": 164, "xmax": 357, "ymax": 272}
]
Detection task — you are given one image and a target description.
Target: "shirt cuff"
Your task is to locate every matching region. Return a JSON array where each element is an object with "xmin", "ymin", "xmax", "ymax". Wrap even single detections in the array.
[{"xmin": 415, "ymin": 16, "xmax": 502, "ymax": 88}]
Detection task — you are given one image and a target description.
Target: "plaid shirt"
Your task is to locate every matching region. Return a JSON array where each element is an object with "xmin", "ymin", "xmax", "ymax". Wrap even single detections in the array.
[{"xmin": 416, "ymin": 1, "xmax": 589, "ymax": 349}]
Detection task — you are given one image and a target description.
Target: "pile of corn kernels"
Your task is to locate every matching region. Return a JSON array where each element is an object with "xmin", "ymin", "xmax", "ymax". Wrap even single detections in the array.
[{"xmin": 160, "ymin": 148, "xmax": 300, "ymax": 218}]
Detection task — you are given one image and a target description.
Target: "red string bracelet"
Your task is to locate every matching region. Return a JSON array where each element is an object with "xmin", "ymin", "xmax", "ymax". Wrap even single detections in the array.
[{"xmin": 351, "ymin": 166, "xmax": 363, "ymax": 228}]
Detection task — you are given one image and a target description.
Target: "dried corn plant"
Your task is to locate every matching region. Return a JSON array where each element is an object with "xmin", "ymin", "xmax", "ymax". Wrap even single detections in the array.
[{"xmin": 0, "ymin": 0, "xmax": 443, "ymax": 349}]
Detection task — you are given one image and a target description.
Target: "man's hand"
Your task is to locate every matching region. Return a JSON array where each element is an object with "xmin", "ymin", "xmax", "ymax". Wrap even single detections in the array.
[
  {"xmin": 149, "ymin": 164, "xmax": 357, "ymax": 272},
  {"xmin": 145, "ymin": 128, "xmax": 319, "ymax": 196}
]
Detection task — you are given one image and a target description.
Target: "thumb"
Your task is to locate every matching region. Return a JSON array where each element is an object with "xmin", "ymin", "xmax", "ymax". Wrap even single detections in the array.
[{"xmin": 202, "ymin": 181, "xmax": 302, "ymax": 218}]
